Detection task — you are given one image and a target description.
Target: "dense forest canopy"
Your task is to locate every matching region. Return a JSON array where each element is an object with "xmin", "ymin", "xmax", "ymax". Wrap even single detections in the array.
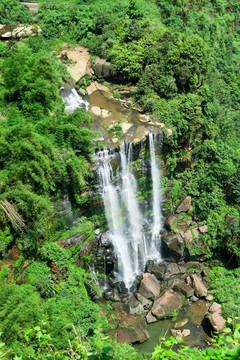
[{"xmin": 0, "ymin": 0, "xmax": 239, "ymax": 359}]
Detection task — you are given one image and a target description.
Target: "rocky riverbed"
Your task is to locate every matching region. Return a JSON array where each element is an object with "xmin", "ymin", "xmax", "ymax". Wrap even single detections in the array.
[{"xmin": 54, "ymin": 193, "xmax": 227, "ymax": 348}]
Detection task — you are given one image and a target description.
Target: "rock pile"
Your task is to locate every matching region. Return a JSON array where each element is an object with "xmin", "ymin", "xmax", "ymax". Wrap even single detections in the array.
[
  {"xmin": 205, "ymin": 302, "xmax": 226, "ymax": 333},
  {"xmin": 97, "ymin": 257, "xmax": 214, "ymax": 344},
  {"xmin": 163, "ymin": 196, "xmax": 209, "ymax": 260}
]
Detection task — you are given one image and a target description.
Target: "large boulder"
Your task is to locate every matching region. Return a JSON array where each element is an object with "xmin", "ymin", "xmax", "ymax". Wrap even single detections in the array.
[
  {"xmin": 165, "ymin": 215, "xmax": 177, "ymax": 230},
  {"xmin": 164, "ymin": 262, "xmax": 180, "ymax": 278},
  {"xmin": 87, "ymin": 81, "xmax": 110, "ymax": 96},
  {"xmin": 151, "ymin": 290, "xmax": 184, "ymax": 320},
  {"xmin": 94, "ymin": 57, "xmax": 113, "ymax": 79},
  {"xmin": 176, "ymin": 196, "xmax": 191, "ymax": 213},
  {"xmin": 117, "ymin": 315, "xmax": 150, "ymax": 343},
  {"xmin": 104, "ymin": 289, "xmax": 121, "ymax": 302},
  {"xmin": 138, "ymin": 273, "xmax": 161, "ymax": 299},
  {"xmin": 173, "ymin": 282, "xmax": 194, "ymax": 298},
  {"xmin": 209, "ymin": 302, "xmax": 222, "ymax": 313},
  {"xmin": 132, "ymin": 126, "xmax": 149, "ymax": 145},
  {"xmin": 184, "ymin": 237, "xmax": 208, "ymax": 259},
  {"xmin": 205, "ymin": 311, "xmax": 226, "ymax": 332},
  {"xmin": 124, "ymin": 296, "xmax": 144, "ymax": 315},
  {"xmin": 146, "ymin": 311, "xmax": 158, "ymax": 323},
  {"xmin": 135, "ymin": 293, "xmax": 151, "ymax": 311},
  {"xmin": 191, "ymin": 274, "xmax": 207, "ymax": 298},
  {"xmin": 62, "ymin": 46, "xmax": 93, "ymax": 82},
  {"xmin": 162, "ymin": 232, "xmax": 184, "ymax": 259},
  {"xmin": 146, "ymin": 260, "xmax": 166, "ymax": 280}
]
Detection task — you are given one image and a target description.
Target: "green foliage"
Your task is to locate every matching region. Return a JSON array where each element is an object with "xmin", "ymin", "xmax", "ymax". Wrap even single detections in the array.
[
  {"xmin": 0, "ymin": 1, "xmax": 240, "ymax": 359},
  {"xmin": 40, "ymin": 243, "xmax": 71, "ymax": 269},
  {"xmin": 0, "ymin": 226, "xmax": 14, "ymax": 254},
  {"xmin": 26, "ymin": 260, "xmax": 55, "ymax": 298},
  {"xmin": 1, "ymin": 43, "xmax": 65, "ymax": 117},
  {"xmin": 127, "ymin": 0, "xmax": 142, "ymax": 19},
  {"xmin": 0, "ymin": 39, "xmax": 96, "ymax": 254},
  {"xmin": 0, "ymin": 0, "xmax": 31, "ymax": 25},
  {"xmin": 152, "ymin": 332, "xmax": 240, "ymax": 359},
  {"xmin": 0, "ymin": 266, "xmax": 9, "ymax": 282},
  {"xmin": 113, "ymin": 92, "xmax": 121, "ymax": 99},
  {"xmin": 37, "ymin": 3, "xmax": 94, "ymax": 41},
  {"xmin": 109, "ymin": 122, "xmax": 123, "ymax": 139},
  {"xmin": 208, "ymin": 267, "xmax": 240, "ymax": 318},
  {"xmin": 0, "ymin": 265, "xmax": 105, "ymax": 359}
]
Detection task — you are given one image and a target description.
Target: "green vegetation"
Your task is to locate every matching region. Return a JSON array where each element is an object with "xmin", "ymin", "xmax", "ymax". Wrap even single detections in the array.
[
  {"xmin": 0, "ymin": 37, "xmax": 99, "ymax": 257},
  {"xmin": 0, "ymin": 0, "xmax": 31, "ymax": 25},
  {"xmin": 0, "ymin": 0, "xmax": 240, "ymax": 359},
  {"xmin": 208, "ymin": 267, "xmax": 240, "ymax": 319}
]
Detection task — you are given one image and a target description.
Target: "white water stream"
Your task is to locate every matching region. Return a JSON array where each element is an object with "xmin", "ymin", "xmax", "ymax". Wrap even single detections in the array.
[
  {"xmin": 149, "ymin": 133, "xmax": 162, "ymax": 261},
  {"xmin": 97, "ymin": 135, "xmax": 162, "ymax": 288},
  {"xmin": 62, "ymin": 87, "xmax": 89, "ymax": 112}
]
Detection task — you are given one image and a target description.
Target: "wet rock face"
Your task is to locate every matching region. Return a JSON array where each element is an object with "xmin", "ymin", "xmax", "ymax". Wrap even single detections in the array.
[
  {"xmin": 162, "ymin": 232, "xmax": 184, "ymax": 259},
  {"xmin": 99, "ymin": 231, "xmax": 112, "ymax": 247},
  {"xmin": 146, "ymin": 260, "xmax": 166, "ymax": 280},
  {"xmin": 53, "ymin": 195, "xmax": 72, "ymax": 219},
  {"xmin": 105, "ymin": 289, "xmax": 121, "ymax": 302},
  {"xmin": 151, "ymin": 290, "xmax": 184, "ymax": 320}
]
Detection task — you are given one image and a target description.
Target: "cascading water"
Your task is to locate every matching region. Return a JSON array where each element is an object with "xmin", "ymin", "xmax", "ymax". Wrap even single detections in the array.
[
  {"xmin": 96, "ymin": 135, "xmax": 162, "ymax": 288},
  {"xmin": 120, "ymin": 142, "xmax": 148, "ymax": 275},
  {"xmin": 149, "ymin": 133, "xmax": 162, "ymax": 261},
  {"xmin": 61, "ymin": 87, "xmax": 89, "ymax": 112},
  {"xmin": 97, "ymin": 148, "xmax": 135, "ymax": 287}
]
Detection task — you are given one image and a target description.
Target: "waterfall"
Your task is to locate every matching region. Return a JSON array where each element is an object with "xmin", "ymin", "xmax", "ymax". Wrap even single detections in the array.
[
  {"xmin": 96, "ymin": 135, "xmax": 162, "ymax": 288},
  {"xmin": 149, "ymin": 133, "xmax": 162, "ymax": 261},
  {"xmin": 120, "ymin": 142, "xmax": 148, "ymax": 274},
  {"xmin": 97, "ymin": 148, "xmax": 135, "ymax": 287},
  {"xmin": 61, "ymin": 87, "xmax": 89, "ymax": 112}
]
